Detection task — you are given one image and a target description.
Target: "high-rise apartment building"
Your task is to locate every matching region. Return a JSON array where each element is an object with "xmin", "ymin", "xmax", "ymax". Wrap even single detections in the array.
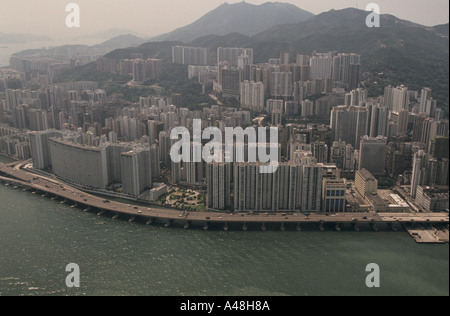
[
  {"xmin": 312, "ymin": 141, "xmax": 328, "ymax": 163},
  {"xmin": 172, "ymin": 46, "xmax": 210, "ymax": 65},
  {"xmin": 430, "ymin": 136, "xmax": 449, "ymax": 160},
  {"xmin": 384, "ymin": 85, "xmax": 409, "ymax": 112},
  {"xmin": 310, "ymin": 53, "xmax": 333, "ymax": 80},
  {"xmin": 271, "ymin": 72, "xmax": 293, "ymax": 99},
  {"xmin": 132, "ymin": 59, "xmax": 146, "ymax": 84},
  {"xmin": 206, "ymin": 163, "xmax": 232, "ymax": 210},
  {"xmin": 411, "ymin": 150, "xmax": 428, "ymax": 198},
  {"xmin": 412, "ymin": 113, "xmax": 427, "ymax": 142},
  {"xmin": 266, "ymin": 99, "xmax": 284, "ymax": 113},
  {"xmin": 158, "ymin": 131, "xmax": 171, "ymax": 166},
  {"xmin": 419, "ymin": 88, "xmax": 436, "ymax": 117},
  {"xmin": 300, "ymin": 163, "xmax": 324, "ymax": 212},
  {"xmin": 330, "ymin": 106, "xmax": 368, "ymax": 149},
  {"xmin": 349, "ymin": 88, "xmax": 367, "ymax": 106},
  {"xmin": 240, "ymin": 81, "xmax": 265, "ymax": 112},
  {"xmin": 121, "ymin": 149, "xmax": 153, "ymax": 197},
  {"xmin": 280, "ymin": 52, "xmax": 290, "ymax": 65},
  {"xmin": 358, "ymin": 135, "xmax": 387, "ymax": 177},
  {"xmin": 369, "ymin": 105, "xmax": 389, "ymax": 137},
  {"xmin": 322, "ymin": 178, "xmax": 347, "ymax": 213},
  {"xmin": 300, "ymin": 99, "xmax": 314, "ymax": 117},
  {"xmin": 396, "ymin": 110, "xmax": 409, "ymax": 136},
  {"xmin": 29, "ymin": 130, "xmax": 62, "ymax": 170},
  {"xmin": 48, "ymin": 138, "xmax": 109, "ymax": 189},
  {"xmin": 219, "ymin": 67, "xmax": 242, "ymax": 98},
  {"xmin": 217, "ymin": 47, "xmax": 253, "ymax": 68},
  {"xmin": 233, "ymin": 162, "xmax": 314, "ymax": 212},
  {"xmin": 296, "ymin": 54, "xmax": 310, "ymax": 66}
]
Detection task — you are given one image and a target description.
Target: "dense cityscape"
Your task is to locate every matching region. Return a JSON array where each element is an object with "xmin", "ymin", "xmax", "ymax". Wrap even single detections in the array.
[
  {"xmin": 1, "ymin": 41, "xmax": 448, "ymax": 220},
  {"xmin": 0, "ymin": 0, "xmax": 448, "ymax": 299}
]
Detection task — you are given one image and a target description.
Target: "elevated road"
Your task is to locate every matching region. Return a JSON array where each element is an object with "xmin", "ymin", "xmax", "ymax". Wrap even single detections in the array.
[{"xmin": 1, "ymin": 162, "xmax": 448, "ymax": 230}]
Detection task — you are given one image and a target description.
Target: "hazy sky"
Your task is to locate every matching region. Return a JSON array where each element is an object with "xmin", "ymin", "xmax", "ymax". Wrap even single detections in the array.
[{"xmin": 0, "ymin": 0, "xmax": 449, "ymax": 39}]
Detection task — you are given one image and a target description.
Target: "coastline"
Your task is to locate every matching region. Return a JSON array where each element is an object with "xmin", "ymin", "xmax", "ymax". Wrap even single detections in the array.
[{"xmin": 1, "ymin": 161, "xmax": 448, "ymax": 235}]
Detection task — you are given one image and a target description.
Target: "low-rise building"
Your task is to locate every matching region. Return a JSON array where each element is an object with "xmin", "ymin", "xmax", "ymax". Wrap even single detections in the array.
[
  {"xmin": 149, "ymin": 183, "xmax": 169, "ymax": 201},
  {"xmin": 386, "ymin": 193, "xmax": 411, "ymax": 212},
  {"xmin": 415, "ymin": 186, "xmax": 449, "ymax": 212},
  {"xmin": 322, "ymin": 178, "xmax": 346, "ymax": 213},
  {"xmin": 365, "ymin": 193, "xmax": 389, "ymax": 212},
  {"xmin": 355, "ymin": 168, "xmax": 378, "ymax": 198}
]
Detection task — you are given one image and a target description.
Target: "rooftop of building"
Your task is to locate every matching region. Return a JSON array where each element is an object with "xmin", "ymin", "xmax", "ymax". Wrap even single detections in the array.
[
  {"xmin": 49, "ymin": 137, "xmax": 106, "ymax": 152},
  {"xmin": 378, "ymin": 190, "xmax": 410, "ymax": 208},
  {"xmin": 151, "ymin": 183, "xmax": 167, "ymax": 190},
  {"xmin": 356, "ymin": 169, "xmax": 377, "ymax": 182},
  {"xmin": 418, "ymin": 186, "xmax": 450, "ymax": 199},
  {"xmin": 323, "ymin": 178, "xmax": 347, "ymax": 185},
  {"xmin": 366, "ymin": 193, "xmax": 388, "ymax": 207}
]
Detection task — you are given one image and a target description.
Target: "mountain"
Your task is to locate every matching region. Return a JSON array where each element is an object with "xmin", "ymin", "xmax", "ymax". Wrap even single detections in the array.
[
  {"xmin": 11, "ymin": 35, "xmax": 148, "ymax": 62},
  {"xmin": 56, "ymin": 8, "xmax": 449, "ymax": 116},
  {"xmin": 94, "ymin": 34, "xmax": 147, "ymax": 50},
  {"xmin": 246, "ymin": 8, "xmax": 449, "ymax": 113},
  {"xmin": 433, "ymin": 23, "xmax": 449, "ymax": 37},
  {"xmin": 104, "ymin": 41, "xmax": 182, "ymax": 61},
  {"xmin": 81, "ymin": 29, "xmax": 143, "ymax": 40},
  {"xmin": 189, "ymin": 33, "xmax": 251, "ymax": 50},
  {"xmin": 152, "ymin": 1, "xmax": 314, "ymax": 43},
  {"xmin": 0, "ymin": 32, "xmax": 52, "ymax": 44},
  {"xmin": 248, "ymin": 8, "xmax": 445, "ymax": 59}
]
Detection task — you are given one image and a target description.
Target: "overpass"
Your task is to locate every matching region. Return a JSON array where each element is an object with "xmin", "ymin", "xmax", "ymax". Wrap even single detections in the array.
[{"xmin": 1, "ymin": 162, "xmax": 448, "ymax": 232}]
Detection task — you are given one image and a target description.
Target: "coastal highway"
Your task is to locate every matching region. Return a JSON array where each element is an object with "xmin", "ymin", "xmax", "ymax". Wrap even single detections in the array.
[{"xmin": 1, "ymin": 162, "xmax": 449, "ymax": 228}]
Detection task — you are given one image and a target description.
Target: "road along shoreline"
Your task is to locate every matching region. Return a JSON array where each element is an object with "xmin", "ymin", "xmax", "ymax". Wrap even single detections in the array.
[{"xmin": 1, "ymin": 162, "xmax": 448, "ymax": 234}]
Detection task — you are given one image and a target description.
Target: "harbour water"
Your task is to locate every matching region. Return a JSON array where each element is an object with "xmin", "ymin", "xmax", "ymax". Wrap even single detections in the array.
[
  {"xmin": 0, "ymin": 39, "xmax": 105, "ymax": 67},
  {"xmin": 0, "ymin": 157, "xmax": 448, "ymax": 296}
]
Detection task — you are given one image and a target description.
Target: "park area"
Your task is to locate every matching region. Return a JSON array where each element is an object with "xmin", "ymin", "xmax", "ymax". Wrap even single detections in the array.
[{"xmin": 158, "ymin": 188, "xmax": 206, "ymax": 212}]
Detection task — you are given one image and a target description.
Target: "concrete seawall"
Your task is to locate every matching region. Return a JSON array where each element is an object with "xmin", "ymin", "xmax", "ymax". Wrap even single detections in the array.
[{"xmin": 1, "ymin": 162, "xmax": 449, "ymax": 233}]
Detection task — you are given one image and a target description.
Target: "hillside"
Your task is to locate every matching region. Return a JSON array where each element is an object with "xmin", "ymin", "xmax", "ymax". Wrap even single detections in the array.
[
  {"xmin": 10, "ymin": 34, "xmax": 149, "ymax": 62},
  {"xmin": 104, "ymin": 41, "xmax": 182, "ymax": 62},
  {"xmin": 433, "ymin": 23, "xmax": 449, "ymax": 37},
  {"xmin": 247, "ymin": 8, "xmax": 449, "ymax": 114},
  {"xmin": 189, "ymin": 33, "xmax": 251, "ymax": 51},
  {"xmin": 57, "ymin": 8, "xmax": 449, "ymax": 117},
  {"xmin": 94, "ymin": 34, "xmax": 147, "ymax": 50},
  {"xmin": 249, "ymin": 8, "xmax": 446, "ymax": 59},
  {"xmin": 152, "ymin": 1, "xmax": 314, "ymax": 43}
]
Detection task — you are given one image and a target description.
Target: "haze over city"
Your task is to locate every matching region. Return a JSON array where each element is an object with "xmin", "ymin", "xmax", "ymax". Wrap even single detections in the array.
[
  {"xmin": 0, "ymin": 0, "xmax": 448, "ymax": 39},
  {"xmin": 0, "ymin": 0, "xmax": 448, "ymax": 299}
]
